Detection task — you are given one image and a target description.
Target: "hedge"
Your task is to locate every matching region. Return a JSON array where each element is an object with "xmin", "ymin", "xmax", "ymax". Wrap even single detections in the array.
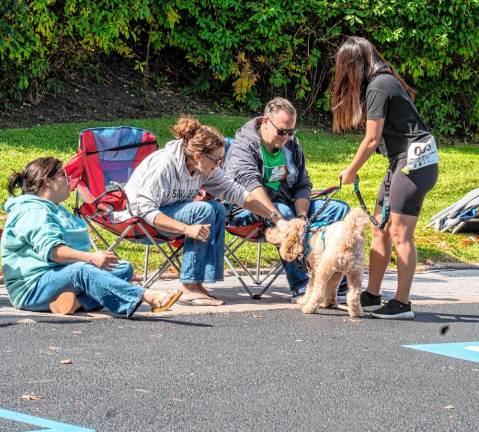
[{"xmin": 1, "ymin": 0, "xmax": 478, "ymax": 137}]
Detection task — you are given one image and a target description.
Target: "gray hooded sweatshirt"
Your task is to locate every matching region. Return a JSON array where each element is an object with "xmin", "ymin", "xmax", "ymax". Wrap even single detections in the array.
[
  {"xmin": 224, "ymin": 117, "xmax": 311, "ymax": 205},
  {"xmin": 116, "ymin": 139, "xmax": 249, "ymax": 225}
]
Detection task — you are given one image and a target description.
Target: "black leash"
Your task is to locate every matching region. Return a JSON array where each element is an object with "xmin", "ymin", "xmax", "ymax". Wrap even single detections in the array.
[
  {"xmin": 296, "ymin": 179, "xmax": 342, "ymax": 271},
  {"xmin": 353, "ymin": 159, "xmax": 397, "ymax": 230}
]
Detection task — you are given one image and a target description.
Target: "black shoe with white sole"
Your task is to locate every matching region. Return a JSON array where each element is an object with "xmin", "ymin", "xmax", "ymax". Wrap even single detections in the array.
[
  {"xmin": 337, "ymin": 290, "xmax": 382, "ymax": 312},
  {"xmin": 371, "ymin": 299, "xmax": 414, "ymax": 320},
  {"xmin": 336, "ymin": 276, "xmax": 348, "ymax": 303}
]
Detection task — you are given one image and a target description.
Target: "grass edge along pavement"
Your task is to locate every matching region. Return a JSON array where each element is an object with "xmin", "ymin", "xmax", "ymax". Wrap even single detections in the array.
[{"xmin": 0, "ymin": 115, "xmax": 478, "ymax": 273}]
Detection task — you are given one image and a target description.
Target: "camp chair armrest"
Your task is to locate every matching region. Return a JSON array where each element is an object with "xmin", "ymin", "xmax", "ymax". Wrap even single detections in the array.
[{"xmin": 109, "ymin": 181, "xmax": 134, "ymax": 217}]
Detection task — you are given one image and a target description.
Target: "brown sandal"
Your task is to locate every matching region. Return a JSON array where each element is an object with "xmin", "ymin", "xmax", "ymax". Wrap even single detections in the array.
[
  {"xmin": 49, "ymin": 292, "xmax": 82, "ymax": 315},
  {"xmin": 151, "ymin": 290, "xmax": 183, "ymax": 313}
]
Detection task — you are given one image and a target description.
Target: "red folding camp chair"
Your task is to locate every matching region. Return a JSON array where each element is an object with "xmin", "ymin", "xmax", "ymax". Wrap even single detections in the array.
[
  {"xmin": 224, "ymin": 186, "xmax": 340, "ymax": 299},
  {"xmin": 64, "ymin": 126, "xmax": 183, "ymax": 288}
]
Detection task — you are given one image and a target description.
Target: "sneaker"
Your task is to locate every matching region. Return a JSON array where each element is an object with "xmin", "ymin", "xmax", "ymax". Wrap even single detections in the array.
[
  {"xmin": 337, "ymin": 290, "xmax": 382, "ymax": 312},
  {"xmin": 290, "ymin": 286, "xmax": 306, "ymax": 303},
  {"xmin": 371, "ymin": 299, "xmax": 414, "ymax": 320},
  {"xmin": 337, "ymin": 276, "xmax": 348, "ymax": 303}
]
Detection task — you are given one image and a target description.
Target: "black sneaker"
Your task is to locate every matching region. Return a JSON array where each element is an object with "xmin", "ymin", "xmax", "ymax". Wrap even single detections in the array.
[
  {"xmin": 337, "ymin": 290, "xmax": 382, "ymax": 312},
  {"xmin": 337, "ymin": 276, "xmax": 348, "ymax": 303},
  {"xmin": 371, "ymin": 299, "xmax": 414, "ymax": 320},
  {"xmin": 290, "ymin": 285, "xmax": 306, "ymax": 303}
]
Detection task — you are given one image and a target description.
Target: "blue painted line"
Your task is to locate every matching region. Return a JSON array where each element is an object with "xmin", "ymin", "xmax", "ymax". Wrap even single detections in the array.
[
  {"xmin": 404, "ymin": 341, "xmax": 479, "ymax": 363},
  {"xmin": 0, "ymin": 408, "xmax": 95, "ymax": 432}
]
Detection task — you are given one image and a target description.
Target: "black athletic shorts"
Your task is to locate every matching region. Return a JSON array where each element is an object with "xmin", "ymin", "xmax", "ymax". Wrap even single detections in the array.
[{"xmin": 377, "ymin": 158, "xmax": 438, "ymax": 217}]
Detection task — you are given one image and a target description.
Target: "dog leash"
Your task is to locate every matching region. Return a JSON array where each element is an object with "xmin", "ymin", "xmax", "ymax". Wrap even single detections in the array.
[
  {"xmin": 353, "ymin": 159, "xmax": 397, "ymax": 230},
  {"xmin": 296, "ymin": 178, "xmax": 342, "ymax": 272}
]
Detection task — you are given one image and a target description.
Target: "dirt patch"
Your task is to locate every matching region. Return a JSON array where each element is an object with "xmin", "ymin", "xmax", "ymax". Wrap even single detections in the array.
[{"xmin": 0, "ymin": 62, "xmax": 224, "ymax": 129}]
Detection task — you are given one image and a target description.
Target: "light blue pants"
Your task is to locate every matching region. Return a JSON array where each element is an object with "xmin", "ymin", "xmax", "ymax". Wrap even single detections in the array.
[
  {"xmin": 230, "ymin": 199, "xmax": 350, "ymax": 291},
  {"xmin": 156, "ymin": 200, "xmax": 226, "ymax": 284},
  {"xmin": 23, "ymin": 261, "xmax": 144, "ymax": 317}
]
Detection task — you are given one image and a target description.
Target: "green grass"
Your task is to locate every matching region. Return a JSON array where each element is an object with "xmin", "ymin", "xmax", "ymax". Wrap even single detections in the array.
[{"xmin": 1, "ymin": 116, "xmax": 478, "ymax": 274}]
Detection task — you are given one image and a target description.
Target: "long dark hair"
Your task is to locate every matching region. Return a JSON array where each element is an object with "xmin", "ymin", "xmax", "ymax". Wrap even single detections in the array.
[
  {"xmin": 7, "ymin": 157, "xmax": 63, "ymax": 196},
  {"xmin": 331, "ymin": 36, "xmax": 414, "ymax": 132}
]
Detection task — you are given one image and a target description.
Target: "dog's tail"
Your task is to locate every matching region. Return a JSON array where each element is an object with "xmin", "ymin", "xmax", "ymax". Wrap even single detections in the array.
[{"xmin": 342, "ymin": 208, "xmax": 369, "ymax": 248}]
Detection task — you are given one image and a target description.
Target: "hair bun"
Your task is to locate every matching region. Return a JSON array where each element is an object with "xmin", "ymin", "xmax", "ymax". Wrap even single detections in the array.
[{"xmin": 171, "ymin": 117, "xmax": 201, "ymax": 142}]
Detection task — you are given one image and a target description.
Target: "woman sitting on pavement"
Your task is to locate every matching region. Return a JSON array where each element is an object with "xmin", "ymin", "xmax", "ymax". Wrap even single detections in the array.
[
  {"xmin": 1, "ymin": 157, "xmax": 182, "ymax": 316},
  {"xmin": 117, "ymin": 117, "xmax": 280, "ymax": 306},
  {"xmin": 331, "ymin": 36, "xmax": 439, "ymax": 319}
]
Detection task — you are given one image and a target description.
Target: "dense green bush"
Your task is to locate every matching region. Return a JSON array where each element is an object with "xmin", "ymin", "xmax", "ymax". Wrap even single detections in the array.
[{"xmin": 1, "ymin": 0, "xmax": 478, "ymax": 137}]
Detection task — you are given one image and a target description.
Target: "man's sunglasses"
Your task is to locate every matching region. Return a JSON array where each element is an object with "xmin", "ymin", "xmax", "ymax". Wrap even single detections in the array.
[
  {"xmin": 204, "ymin": 153, "xmax": 224, "ymax": 166},
  {"xmin": 268, "ymin": 117, "xmax": 296, "ymax": 137}
]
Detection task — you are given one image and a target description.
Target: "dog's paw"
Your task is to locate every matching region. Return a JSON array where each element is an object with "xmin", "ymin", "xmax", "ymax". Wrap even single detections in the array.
[
  {"xmin": 348, "ymin": 307, "xmax": 364, "ymax": 318},
  {"xmin": 301, "ymin": 304, "xmax": 318, "ymax": 314},
  {"xmin": 296, "ymin": 296, "xmax": 308, "ymax": 306}
]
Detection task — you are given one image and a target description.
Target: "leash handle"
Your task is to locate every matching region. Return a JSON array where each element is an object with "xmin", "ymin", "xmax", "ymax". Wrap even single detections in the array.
[{"xmin": 354, "ymin": 174, "xmax": 390, "ymax": 229}]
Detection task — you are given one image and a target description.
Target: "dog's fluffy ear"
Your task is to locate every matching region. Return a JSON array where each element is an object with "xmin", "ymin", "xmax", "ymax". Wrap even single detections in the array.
[
  {"xmin": 264, "ymin": 219, "xmax": 289, "ymax": 245},
  {"xmin": 279, "ymin": 219, "xmax": 306, "ymax": 262}
]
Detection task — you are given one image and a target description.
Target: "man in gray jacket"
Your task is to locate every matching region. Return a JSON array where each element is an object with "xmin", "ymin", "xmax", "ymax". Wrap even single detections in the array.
[{"xmin": 224, "ymin": 97, "xmax": 350, "ymax": 300}]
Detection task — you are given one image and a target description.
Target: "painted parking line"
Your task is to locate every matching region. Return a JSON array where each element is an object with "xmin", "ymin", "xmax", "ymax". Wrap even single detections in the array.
[
  {"xmin": 0, "ymin": 408, "xmax": 95, "ymax": 432},
  {"xmin": 404, "ymin": 341, "xmax": 479, "ymax": 363}
]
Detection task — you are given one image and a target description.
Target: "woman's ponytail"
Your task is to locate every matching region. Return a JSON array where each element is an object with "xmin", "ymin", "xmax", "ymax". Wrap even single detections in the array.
[{"xmin": 7, "ymin": 171, "xmax": 24, "ymax": 196}]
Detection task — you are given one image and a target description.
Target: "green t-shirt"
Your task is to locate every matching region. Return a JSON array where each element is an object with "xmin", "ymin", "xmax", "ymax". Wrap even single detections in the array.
[{"xmin": 261, "ymin": 144, "xmax": 288, "ymax": 191}]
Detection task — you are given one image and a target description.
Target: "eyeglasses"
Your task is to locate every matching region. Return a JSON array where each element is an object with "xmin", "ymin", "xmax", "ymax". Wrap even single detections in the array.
[
  {"xmin": 267, "ymin": 117, "xmax": 296, "ymax": 137},
  {"xmin": 204, "ymin": 153, "xmax": 224, "ymax": 167},
  {"xmin": 51, "ymin": 170, "xmax": 70, "ymax": 182}
]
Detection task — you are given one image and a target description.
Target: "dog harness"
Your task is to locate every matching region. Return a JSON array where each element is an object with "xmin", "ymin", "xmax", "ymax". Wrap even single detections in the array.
[
  {"xmin": 296, "ymin": 179, "xmax": 342, "ymax": 273},
  {"xmin": 303, "ymin": 223, "xmax": 327, "ymax": 257}
]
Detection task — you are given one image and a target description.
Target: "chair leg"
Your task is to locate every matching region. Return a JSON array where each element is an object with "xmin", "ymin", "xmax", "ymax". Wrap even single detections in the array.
[{"xmin": 143, "ymin": 244, "xmax": 150, "ymax": 285}]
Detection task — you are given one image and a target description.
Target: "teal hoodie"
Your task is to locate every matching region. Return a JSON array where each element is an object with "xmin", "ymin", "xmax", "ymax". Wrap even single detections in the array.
[{"xmin": 1, "ymin": 194, "xmax": 90, "ymax": 308}]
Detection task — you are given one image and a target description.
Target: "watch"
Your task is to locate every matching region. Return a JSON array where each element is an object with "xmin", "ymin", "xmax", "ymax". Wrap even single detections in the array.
[{"xmin": 268, "ymin": 210, "xmax": 279, "ymax": 221}]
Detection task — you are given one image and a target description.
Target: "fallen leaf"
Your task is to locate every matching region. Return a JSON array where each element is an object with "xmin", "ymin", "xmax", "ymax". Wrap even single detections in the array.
[
  {"xmin": 444, "ymin": 405, "xmax": 455, "ymax": 411},
  {"xmin": 440, "ymin": 325, "xmax": 450, "ymax": 335},
  {"xmin": 71, "ymin": 330, "xmax": 82, "ymax": 334},
  {"xmin": 60, "ymin": 359, "xmax": 73, "ymax": 365},
  {"xmin": 460, "ymin": 238, "xmax": 475, "ymax": 247},
  {"xmin": 21, "ymin": 393, "xmax": 42, "ymax": 401},
  {"xmin": 163, "ymin": 267, "xmax": 180, "ymax": 277},
  {"xmin": 48, "ymin": 346, "xmax": 58, "ymax": 351}
]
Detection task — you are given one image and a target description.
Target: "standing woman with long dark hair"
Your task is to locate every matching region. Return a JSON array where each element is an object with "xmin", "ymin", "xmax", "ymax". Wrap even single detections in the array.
[{"xmin": 331, "ymin": 37, "xmax": 439, "ymax": 319}]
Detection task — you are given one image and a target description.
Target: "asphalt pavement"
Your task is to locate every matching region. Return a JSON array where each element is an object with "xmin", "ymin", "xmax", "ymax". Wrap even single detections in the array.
[{"xmin": 0, "ymin": 269, "xmax": 479, "ymax": 431}]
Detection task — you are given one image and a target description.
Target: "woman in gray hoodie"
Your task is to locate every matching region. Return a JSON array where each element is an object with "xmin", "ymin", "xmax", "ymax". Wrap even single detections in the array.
[{"xmin": 120, "ymin": 117, "xmax": 279, "ymax": 306}]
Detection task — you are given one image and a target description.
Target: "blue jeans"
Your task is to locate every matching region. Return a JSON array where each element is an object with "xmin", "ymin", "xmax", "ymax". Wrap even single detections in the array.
[
  {"xmin": 22, "ymin": 261, "xmax": 144, "ymax": 317},
  {"xmin": 156, "ymin": 200, "xmax": 226, "ymax": 283},
  {"xmin": 229, "ymin": 199, "xmax": 350, "ymax": 291}
]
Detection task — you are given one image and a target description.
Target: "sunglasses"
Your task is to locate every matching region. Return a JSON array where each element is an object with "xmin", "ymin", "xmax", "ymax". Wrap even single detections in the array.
[
  {"xmin": 267, "ymin": 117, "xmax": 296, "ymax": 137},
  {"xmin": 204, "ymin": 153, "xmax": 224, "ymax": 167}
]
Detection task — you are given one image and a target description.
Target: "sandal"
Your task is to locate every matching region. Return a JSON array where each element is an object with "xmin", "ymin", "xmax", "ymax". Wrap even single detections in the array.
[
  {"xmin": 177, "ymin": 295, "xmax": 224, "ymax": 306},
  {"xmin": 151, "ymin": 290, "xmax": 183, "ymax": 313},
  {"xmin": 49, "ymin": 292, "xmax": 82, "ymax": 315}
]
